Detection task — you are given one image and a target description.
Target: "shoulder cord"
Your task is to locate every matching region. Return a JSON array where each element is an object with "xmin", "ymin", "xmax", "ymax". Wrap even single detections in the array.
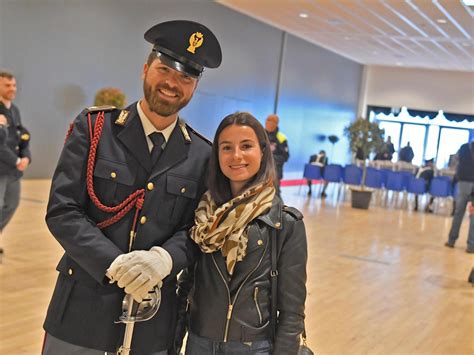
[
  {"xmin": 270, "ymin": 228, "xmax": 308, "ymax": 346},
  {"xmin": 86, "ymin": 112, "xmax": 145, "ymax": 234}
]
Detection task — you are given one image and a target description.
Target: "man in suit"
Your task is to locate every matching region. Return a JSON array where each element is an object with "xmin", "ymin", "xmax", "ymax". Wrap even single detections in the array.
[
  {"xmin": 0, "ymin": 71, "xmax": 31, "ymax": 255},
  {"xmin": 42, "ymin": 20, "xmax": 222, "ymax": 355},
  {"xmin": 307, "ymin": 150, "xmax": 328, "ymax": 197},
  {"xmin": 265, "ymin": 114, "xmax": 289, "ymax": 197},
  {"xmin": 445, "ymin": 140, "xmax": 474, "ymax": 253}
]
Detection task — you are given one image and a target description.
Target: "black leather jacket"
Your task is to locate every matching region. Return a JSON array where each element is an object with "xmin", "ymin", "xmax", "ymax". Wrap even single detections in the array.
[{"xmin": 175, "ymin": 197, "xmax": 307, "ymax": 355}]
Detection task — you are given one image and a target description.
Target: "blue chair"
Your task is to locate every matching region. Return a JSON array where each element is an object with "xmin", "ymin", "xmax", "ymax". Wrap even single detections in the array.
[
  {"xmin": 429, "ymin": 177, "xmax": 454, "ymax": 214},
  {"xmin": 407, "ymin": 177, "xmax": 426, "ymax": 195},
  {"xmin": 379, "ymin": 169, "xmax": 391, "ymax": 188},
  {"xmin": 399, "ymin": 171, "xmax": 414, "ymax": 190},
  {"xmin": 364, "ymin": 168, "xmax": 383, "ymax": 189},
  {"xmin": 303, "ymin": 164, "xmax": 321, "ymax": 180},
  {"xmin": 386, "ymin": 171, "xmax": 404, "ymax": 192},
  {"xmin": 323, "ymin": 164, "xmax": 343, "ymax": 183},
  {"xmin": 343, "ymin": 165, "xmax": 363, "ymax": 185},
  {"xmin": 323, "ymin": 164, "xmax": 343, "ymax": 199},
  {"xmin": 429, "ymin": 177, "xmax": 452, "ymax": 197}
]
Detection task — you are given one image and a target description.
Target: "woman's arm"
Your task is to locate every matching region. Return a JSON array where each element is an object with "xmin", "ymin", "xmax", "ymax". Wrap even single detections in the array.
[{"xmin": 274, "ymin": 216, "xmax": 308, "ymax": 354}]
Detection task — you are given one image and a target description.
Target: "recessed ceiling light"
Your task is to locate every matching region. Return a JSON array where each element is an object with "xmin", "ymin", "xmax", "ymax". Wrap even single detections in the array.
[
  {"xmin": 436, "ymin": 19, "xmax": 447, "ymax": 24},
  {"xmin": 462, "ymin": 42, "xmax": 471, "ymax": 47},
  {"xmin": 344, "ymin": 36, "xmax": 351, "ymax": 40},
  {"xmin": 461, "ymin": 0, "xmax": 474, "ymax": 6},
  {"xmin": 396, "ymin": 62, "xmax": 403, "ymax": 66},
  {"xmin": 299, "ymin": 13, "xmax": 309, "ymax": 18}
]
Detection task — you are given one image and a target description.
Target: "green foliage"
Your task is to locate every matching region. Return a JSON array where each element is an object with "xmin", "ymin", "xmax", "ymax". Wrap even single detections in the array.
[
  {"xmin": 94, "ymin": 87, "xmax": 126, "ymax": 108},
  {"xmin": 344, "ymin": 118, "xmax": 384, "ymax": 160}
]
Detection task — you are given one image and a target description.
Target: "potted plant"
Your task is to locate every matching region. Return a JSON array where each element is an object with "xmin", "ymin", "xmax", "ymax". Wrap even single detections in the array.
[
  {"xmin": 344, "ymin": 118, "xmax": 384, "ymax": 209},
  {"xmin": 94, "ymin": 87, "xmax": 126, "ymax": 108}
]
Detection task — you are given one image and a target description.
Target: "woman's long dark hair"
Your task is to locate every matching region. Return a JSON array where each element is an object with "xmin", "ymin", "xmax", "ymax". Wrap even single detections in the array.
[{"xmin": 208, "ymin": 112, "xmax": 276, "ymax": 206}]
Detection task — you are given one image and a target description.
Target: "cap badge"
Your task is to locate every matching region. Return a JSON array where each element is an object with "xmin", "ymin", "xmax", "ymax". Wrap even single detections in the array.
[
  {"xmin": 187, "ymin": 32, "xmax": 204, "ymax": 54},
  {"xmin": 21, "ymin": 133, "xmax": 30, "ymax": 141}
]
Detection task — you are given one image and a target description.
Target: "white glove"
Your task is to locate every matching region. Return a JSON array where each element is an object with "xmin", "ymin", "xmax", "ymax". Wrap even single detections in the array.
[{"xmin": 107, "ymin": 247, "xmax": 172, "ymax": 302}]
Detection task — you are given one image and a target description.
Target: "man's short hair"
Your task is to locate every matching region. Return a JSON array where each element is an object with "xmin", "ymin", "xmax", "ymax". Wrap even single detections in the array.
[{"xmin": 0, "ymin": 71, "xmax": 14, "ymax": 80}]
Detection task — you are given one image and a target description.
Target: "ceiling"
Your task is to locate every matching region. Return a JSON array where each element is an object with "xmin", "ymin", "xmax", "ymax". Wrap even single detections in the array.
[{"xmin": 217, "ymin": 0, "xmax": 474, "ymax": 72}]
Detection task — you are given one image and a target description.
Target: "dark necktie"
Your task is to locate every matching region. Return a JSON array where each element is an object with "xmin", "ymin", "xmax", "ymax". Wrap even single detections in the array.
[{"xmin": 149, "ymin": 132, "xmax": 165, "ymax": 165}]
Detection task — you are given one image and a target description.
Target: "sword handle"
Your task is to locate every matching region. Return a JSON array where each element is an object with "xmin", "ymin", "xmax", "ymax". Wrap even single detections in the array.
[{"xmin": 117, "ymin": 295, "xmax": 139, "ymax": 355}]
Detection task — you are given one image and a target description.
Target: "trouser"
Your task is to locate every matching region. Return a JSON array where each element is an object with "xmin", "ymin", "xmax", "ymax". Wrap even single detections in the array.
[
  {"xmin": 275, "ymin": 164, "xmax": 283, "ymax": 197},
  {"xmin": 0, "ymin": 175, "xmax": 20, "ymax": 232},
  {"xmin": 185, "ymin": 332, "xmax": 271, "ymax": 355},
  {"xmin": 448, "ymin": 181, "xmax": 474, "ymax": 249},
  {"xmin": 42, "ymin": 333, "xmax": 168, "ymax": 355}
]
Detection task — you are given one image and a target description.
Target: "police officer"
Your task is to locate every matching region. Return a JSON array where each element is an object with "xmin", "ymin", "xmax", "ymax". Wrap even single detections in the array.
[
  {"xmin": 0, "ymin": 71, "xmax": 31, "ymax": 255},
  {"xmin": 42, "ymin": 20, "xmax": 222, "ymax": 355},
  {"xmin": 265, "ymin": 114, "xmax": 289, "ymax": 197}
]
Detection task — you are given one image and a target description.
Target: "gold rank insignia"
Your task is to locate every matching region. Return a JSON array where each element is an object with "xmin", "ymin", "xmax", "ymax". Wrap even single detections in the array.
[
  {"xmin": 115, "ymin": 110, "xmax": 129, "ymax": 126},
  {"xmin": 178, "ymin": 121, "xmax": 191, "ymax": 142},
  {"xmin": 187, "ymin": 32, "xmax": 204, "ymax": 54},
  {"xmin": 21, "ymin": 133, "xmax": 30, "ymax": 141}
]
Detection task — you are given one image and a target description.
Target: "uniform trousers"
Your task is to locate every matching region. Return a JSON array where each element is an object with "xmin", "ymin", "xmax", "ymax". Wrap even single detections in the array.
[
  {"xmin": 0, "ymin": 175, "xmax": 20, "ymax": 231},
  {"xmin": 448, "ymin": 180, "xmax": 474, "ymax": 250},
  {"xmin": 42, "ymin": 333, "xmax": 168, "ymax": 355},
  {"xmin": 185, "ymin": 332, "xmax": 271, "ymax": 355}
]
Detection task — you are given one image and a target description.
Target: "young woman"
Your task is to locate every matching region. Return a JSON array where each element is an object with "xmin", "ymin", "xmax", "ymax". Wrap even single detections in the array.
[{"xmin": 177, "ymin": 112, "xmax": 308, "ymax": 354}]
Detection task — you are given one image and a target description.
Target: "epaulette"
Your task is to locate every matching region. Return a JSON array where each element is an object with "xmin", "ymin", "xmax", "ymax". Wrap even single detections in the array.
[
  {"xmin": 283, "ymin": 205, "xmax": 304, "ymax": 220},
  {"xmin": 82, "ymin": 105, "xmax": 117, "ymax": 114},
  {"xmin": 185, "ymin": 123, "xmax": 212, "ymax": 146}
]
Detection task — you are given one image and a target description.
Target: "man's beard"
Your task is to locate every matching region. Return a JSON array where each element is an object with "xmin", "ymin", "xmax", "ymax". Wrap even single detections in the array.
[{"xmin": 143, "ymin": 80, "xmax": 192, "ymax": 117}]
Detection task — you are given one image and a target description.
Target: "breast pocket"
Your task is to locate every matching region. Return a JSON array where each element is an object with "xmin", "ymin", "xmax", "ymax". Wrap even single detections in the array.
[
  {"xmin": 166, "ymin": 174, "xmax": 198, "ymax": 223},
  {"xmin": 93, "ymin": 158, "xmax": 136, "ymax": 205}
]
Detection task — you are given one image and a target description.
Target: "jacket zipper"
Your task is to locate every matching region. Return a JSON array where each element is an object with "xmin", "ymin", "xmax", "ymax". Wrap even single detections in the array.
[
  {"xmin": 212, "ymin": 232, "xmax": 269, "ymax": 342},
  {"xmin": 253, "ymin": 286, "xmax": 263, "ymax": 325}
]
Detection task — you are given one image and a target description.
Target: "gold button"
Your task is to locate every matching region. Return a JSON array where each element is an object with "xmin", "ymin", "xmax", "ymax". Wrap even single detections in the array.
[
  {"xmin": 257, "ymin": 240, "xmax": 263, "ymax": 246},
  {"xmin": 68, "ymin": 268, "xmax": 73, "ymax": 276},
  {"xmin": 275, "ymin": 222, "xmax": 281, "ymax": 228},
  {"xmin": 140, "ymin": 216, "xmax": 147, "ymax": 224},
  {"xmin": 147, "ymin": 182, "xmax": 154, "ymax": 191},
  {"xmin": 180, "ymin": 187, "xmax": 186, "ymax": 193},
  {"xmin": 110, "ymin": 172, "xmax": 117, "ymax": 179}
]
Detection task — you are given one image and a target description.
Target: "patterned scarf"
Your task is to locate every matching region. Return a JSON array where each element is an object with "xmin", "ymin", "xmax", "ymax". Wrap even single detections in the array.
[{"xmin": 190, "ymin": 179, "xmax": 275, "ymax": 275}]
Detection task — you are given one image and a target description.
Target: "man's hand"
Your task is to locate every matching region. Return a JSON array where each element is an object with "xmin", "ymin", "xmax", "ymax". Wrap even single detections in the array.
[
  {"xmin": 107, "ymin": 247, "xmax": 172, "ymax": 302},
  {"xmin": 468, "ymin": 202, "xmax": 473, "ymax": 215},
  {"xmin": 16, "ymin": 157, "xmax": 29, "ymax": 171},
  {"xmin": 0, "ymin": 114, "xmax": 7, "ymax": 126}
]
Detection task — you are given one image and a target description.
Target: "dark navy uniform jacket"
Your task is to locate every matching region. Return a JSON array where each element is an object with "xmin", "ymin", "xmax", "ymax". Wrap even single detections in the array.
[
  {"xmin": 43, "ymin": 102, "xmax": 211, "ymax": 354},
  {"xmin": 0, "ymin": 102, "xmax": 31, "ymax": 178}
]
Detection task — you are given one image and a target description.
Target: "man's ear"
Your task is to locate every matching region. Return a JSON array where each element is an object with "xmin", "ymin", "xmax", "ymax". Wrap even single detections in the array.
[{"xmin": 142, "ymin": 63, "xmax": 149, "ymax": 80}]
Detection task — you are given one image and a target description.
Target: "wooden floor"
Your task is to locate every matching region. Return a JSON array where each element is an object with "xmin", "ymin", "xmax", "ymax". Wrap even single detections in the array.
[{"xmin": 0, "ymin": 180, "xmax": 473, "ymax": 355}]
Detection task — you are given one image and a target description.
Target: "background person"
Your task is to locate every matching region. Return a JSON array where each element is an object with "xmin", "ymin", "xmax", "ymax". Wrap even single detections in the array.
[
  {"xmin": 0, "ymin": 71, "xmax": 31, "ymax": 255},
  {"xmin": 265, "ymin": 114, "xmax": 289, "ymax": 197},
  {"xmin": 177, "ymin": 112, "xmax": 307, "ymax": 355},
  {"xmin": 414, "ymin": 158, "xmax": 435, "ymax": 213},
  {"xmin": 445, "ymin": 140, "xmax": 474, "ymax": 253},
  {"xmin": 398, "ymin": 142, "xmax": 414, "ymax": 163},
  {"xmin": 42, "ymin": 20, "xmax": 222, "ymax": 355},
  {"xmin": 307, "ymin": 149, "xmax": 329, "ymax": 198}
]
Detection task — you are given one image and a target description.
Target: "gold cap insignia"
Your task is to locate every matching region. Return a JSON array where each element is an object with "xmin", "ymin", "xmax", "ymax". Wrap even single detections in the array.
[
  {"xmin": 187, "ymin": 32, "xmax": 204, "ymax": 54},
  {"xmin": 21, "ymin": 133, "xmax": 30, "ymax": 141},
  {"xmin": 115, "ymin": 110, "xmax": 129, "ymax": 126}
]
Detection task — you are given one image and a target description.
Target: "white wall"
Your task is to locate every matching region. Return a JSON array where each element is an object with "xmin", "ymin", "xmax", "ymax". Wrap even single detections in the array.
[{"xmin": 363, "ymin": 65, "xmax": 474, "ymax": 115}]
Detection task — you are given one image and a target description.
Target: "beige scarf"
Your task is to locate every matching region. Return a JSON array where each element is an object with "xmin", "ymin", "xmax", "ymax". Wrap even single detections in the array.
[{"xmin": 190, "ymin": 179, "xmax": 275, "ymax": 275}]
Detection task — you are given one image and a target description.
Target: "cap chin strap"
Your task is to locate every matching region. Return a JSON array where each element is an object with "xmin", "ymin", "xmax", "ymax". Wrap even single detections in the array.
[{"xmin": 152, "ymin": 48, "xmax": 203, "ymax": 78}]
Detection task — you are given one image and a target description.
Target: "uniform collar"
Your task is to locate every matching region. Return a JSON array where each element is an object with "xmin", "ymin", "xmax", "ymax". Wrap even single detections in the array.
[{"xmin": 137, "ymin": 101, "xmax": 177, "ymax": 146}]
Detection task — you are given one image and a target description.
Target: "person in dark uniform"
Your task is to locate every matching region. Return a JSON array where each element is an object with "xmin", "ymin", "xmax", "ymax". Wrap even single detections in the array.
[
  {"xmin": 265, "ymin": 114, "xmax": 289, "ymax": 197},
  {"xmin": 42, "ymin": 20, "xmax": 222, "ymax": 355},
  {"xmin": 0, "ymin": 71, "xmax": 31, "ymax": 255},
  {"xmin": 398, "ymin": 142, "xmax": 414, "ymax": 163},
  {"xmin": 414, "ymin": 158, "xmax": 435, "ymax": 212},
  {"xmin": 307, "ymin": 150, "xmax": 329, "ymax": 197}
]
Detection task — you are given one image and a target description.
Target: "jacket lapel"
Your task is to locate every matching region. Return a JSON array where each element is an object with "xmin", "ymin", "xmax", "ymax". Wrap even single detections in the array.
[
  {"xmin": 117, "ymin": 105, "xmax": 152, "ymax": 173},
  {"xmin": 149, "ymin": 120, "xmax": 189, "ymax": 179}
]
